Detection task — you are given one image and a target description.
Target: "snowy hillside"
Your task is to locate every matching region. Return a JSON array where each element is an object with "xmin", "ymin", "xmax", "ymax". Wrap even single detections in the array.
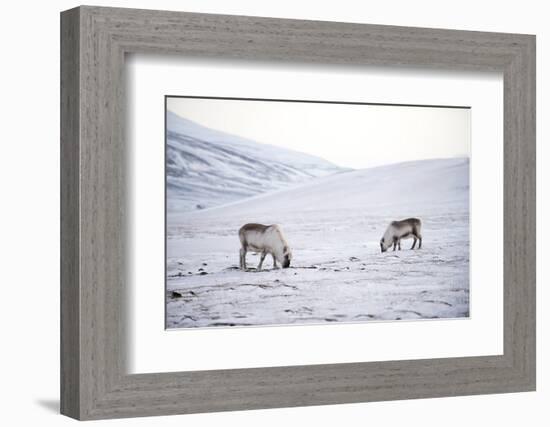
[
  {"xmin": 166, "ymin": 158, "xmax": 470, "ymax": 329},
  {"xmin": 170, "ymin": 157, "xmax": 469, "ymax": 223},
  {"xmin": 166, "ymin": 111, "xmax": 346, "ymax": 212}
]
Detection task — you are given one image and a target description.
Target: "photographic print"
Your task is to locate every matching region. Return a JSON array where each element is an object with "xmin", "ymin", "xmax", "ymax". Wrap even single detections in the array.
[{"xmin": 165, "ymin": 96, "xmax": 470, "ymax": 329}]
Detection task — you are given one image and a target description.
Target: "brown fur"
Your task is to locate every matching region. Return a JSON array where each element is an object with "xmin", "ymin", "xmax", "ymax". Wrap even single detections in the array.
[{"xmin": 380, "ymin": 218, "xmax": 422, "ymax": 252}]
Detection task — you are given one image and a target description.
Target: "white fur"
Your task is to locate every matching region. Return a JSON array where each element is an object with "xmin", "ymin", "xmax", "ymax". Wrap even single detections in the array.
[{"xmin": 239, "ymin": 224, "xmax": 292, "ymax": 270}]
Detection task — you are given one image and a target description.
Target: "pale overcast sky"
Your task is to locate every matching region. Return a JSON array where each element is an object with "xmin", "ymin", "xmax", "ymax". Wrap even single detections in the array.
[{"xmin": 167, "ymin": 97, "xmax": 470, "ymax": 170}]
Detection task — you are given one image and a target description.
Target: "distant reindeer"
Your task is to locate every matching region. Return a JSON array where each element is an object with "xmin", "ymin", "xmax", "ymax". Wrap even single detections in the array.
[
  {"xmin": 380, "ymin": 218, "xmax": 422, "ymax": 252},
  {"xmin": 239, "ymin": 223, "xmax": 292, "ymax": 270}
]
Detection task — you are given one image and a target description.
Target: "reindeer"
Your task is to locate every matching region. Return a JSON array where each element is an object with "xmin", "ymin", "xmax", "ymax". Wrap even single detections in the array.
[
  {"xmin": 380, "ymin": 218, "xmax": 422, "ymax": 252},
  {"xmin": 239, "ymin": 223, "xmax": 292, "ymax": 270}
]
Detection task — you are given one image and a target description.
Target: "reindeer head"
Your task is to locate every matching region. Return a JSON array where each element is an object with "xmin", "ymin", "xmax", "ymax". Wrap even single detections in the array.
[
  {"xmin": 380, "ymin": 237, "xmax": 390, "ymax": 253},
  {"xmin": 282, "ymin": 245, "xmax": 292, "ymax": 268}
]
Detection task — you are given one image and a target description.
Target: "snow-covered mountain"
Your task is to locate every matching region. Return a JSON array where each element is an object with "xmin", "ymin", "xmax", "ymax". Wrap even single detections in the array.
[{"xmin": 166, "ymin": 111, "xmax": 346, "ymax": 212}]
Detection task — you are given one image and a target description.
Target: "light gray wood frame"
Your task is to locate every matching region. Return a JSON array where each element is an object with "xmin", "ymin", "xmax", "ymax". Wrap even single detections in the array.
[{"xmin": 60, "ymin": 5, "xmax": 536, "ymax": 420}]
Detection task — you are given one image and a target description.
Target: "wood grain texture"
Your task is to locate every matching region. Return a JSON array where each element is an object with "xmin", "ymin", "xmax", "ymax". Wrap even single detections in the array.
[
  {"xmin": 60, "ymin": 7, "xmax": 80, "ymax": 419},
  {"xmin": 60, "ymin": 6, "xmax": 536, "ymax": 420}
]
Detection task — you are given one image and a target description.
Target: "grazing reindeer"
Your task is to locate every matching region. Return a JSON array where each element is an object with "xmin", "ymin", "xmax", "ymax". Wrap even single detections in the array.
[
  {"xmin": 239, "ymin": 223, "xmax": 292, "ymax": 270},
  {"xmin": 380, "ymin": 218, "xmax": 422, "ymax": 252}
]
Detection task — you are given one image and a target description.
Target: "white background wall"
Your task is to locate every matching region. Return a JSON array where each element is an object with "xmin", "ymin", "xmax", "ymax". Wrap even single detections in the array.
[{"xmin": 0, "ymin": 0, "xmax": 546, "ymax": 425}]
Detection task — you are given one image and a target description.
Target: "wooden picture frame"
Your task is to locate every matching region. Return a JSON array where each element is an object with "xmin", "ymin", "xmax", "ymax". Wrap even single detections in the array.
[{"xmin": 60, "ymin": 5, "xmax": 536, "ymax": 420}]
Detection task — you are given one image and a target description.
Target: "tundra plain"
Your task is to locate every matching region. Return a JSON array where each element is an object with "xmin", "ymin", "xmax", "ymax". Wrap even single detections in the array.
[{"xmin": 167, "ymin": 154, "xmax": 469, "ymax": 328}]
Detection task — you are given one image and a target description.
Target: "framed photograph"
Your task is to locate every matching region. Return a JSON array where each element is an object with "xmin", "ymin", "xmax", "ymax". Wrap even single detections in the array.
[
  {"xmin": 164, "ymin": 96, "xmax": 471, "ymax": 329},
  {"xmin": 61, "ymin": 6, "xmax": 536, "ymax": 420}
]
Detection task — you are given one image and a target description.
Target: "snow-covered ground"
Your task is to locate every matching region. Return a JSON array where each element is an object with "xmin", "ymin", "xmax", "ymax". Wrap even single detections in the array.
[{"xmin": 166, "ymin": 157, "xmax": 470, "ymax": 329}]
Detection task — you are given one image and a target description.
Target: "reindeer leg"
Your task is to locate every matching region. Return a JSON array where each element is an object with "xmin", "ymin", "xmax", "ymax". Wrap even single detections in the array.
[
  {"xmin": 411, "ymin": 237, "xmax": 417, "ymax": 250},
  {"xmin": 272, "ymin": 254, "xmax": 278, "ymax": 269},
  {"xmin": 418, "ymin": 236, "xmax": 422, "ymax": 249},
  {"xmin": 240, "ymin": 248, "xmax": 246, "ymax": 270},
  {"xmin": 398, "ymin": 239, "xmax": 401, "ymax": 250},
  {"xmin": 257, "ymin": 251, "xmax": 267, "ymax": 270}
]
